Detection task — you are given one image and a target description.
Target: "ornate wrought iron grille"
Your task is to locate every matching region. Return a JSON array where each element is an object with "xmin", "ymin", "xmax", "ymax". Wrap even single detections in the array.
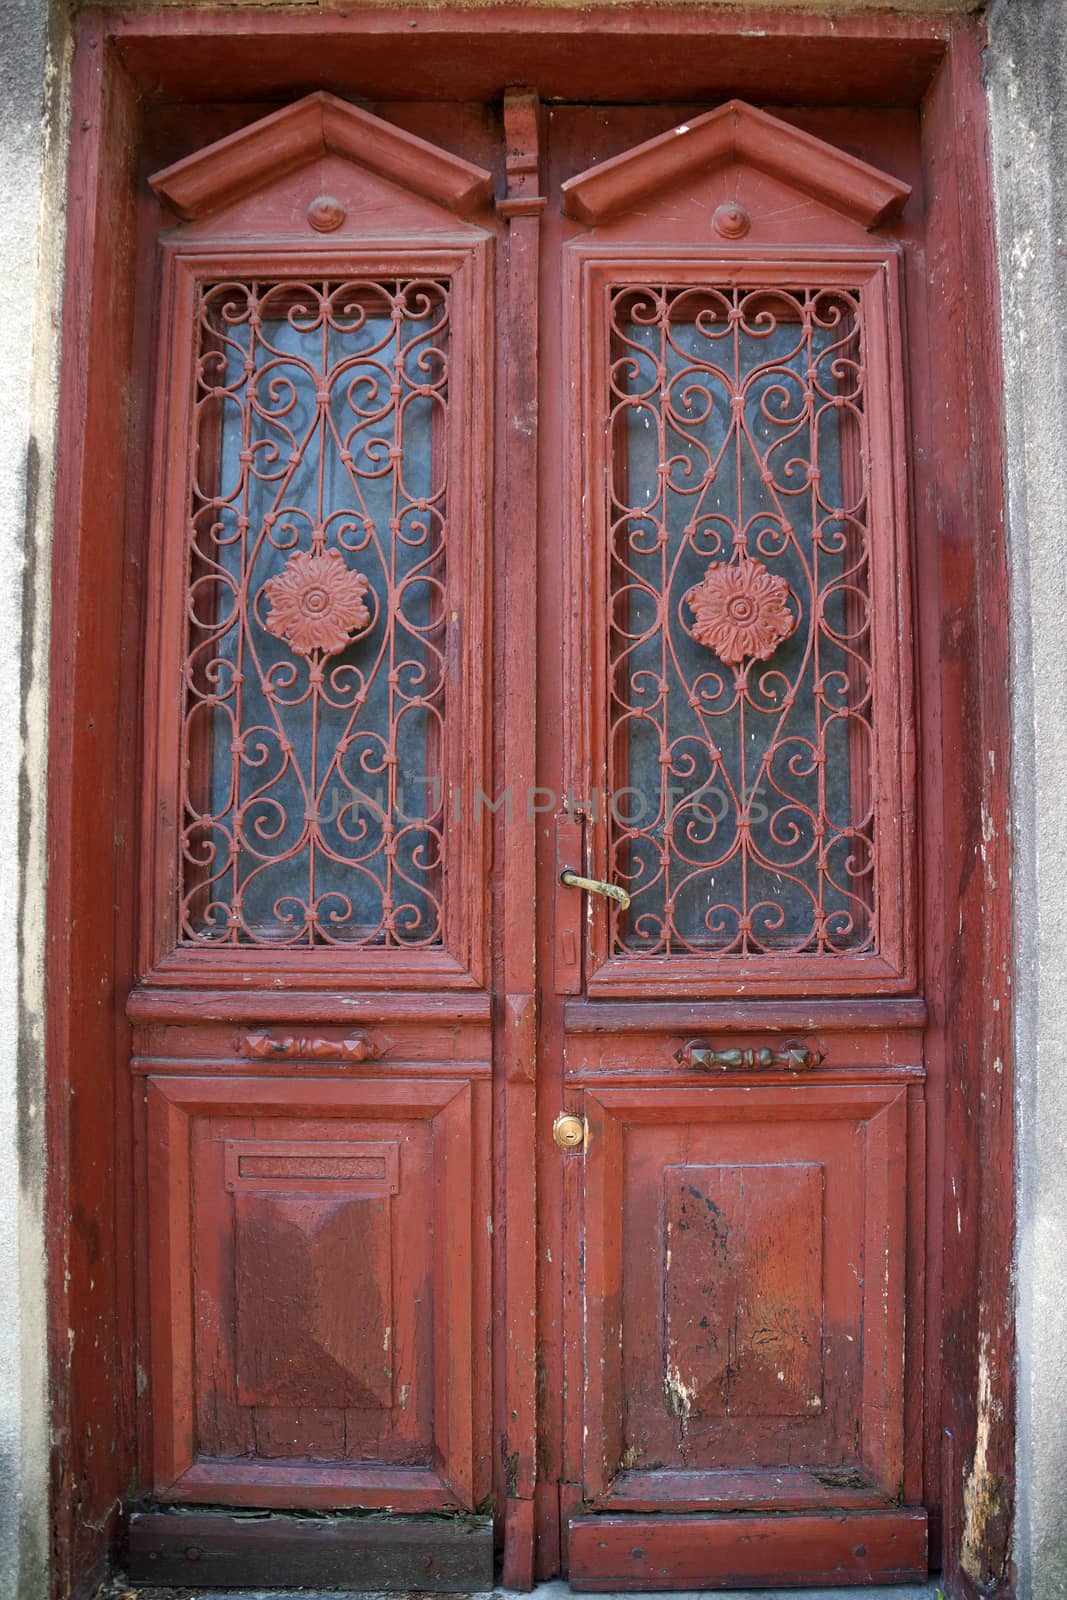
[
  {"xmin": 606, "ymin": 284, "xmax": 876, "ymax": 957},
  {"xmin": 179, "ymin": 278, "xmax": 450, "ymax": 946}
]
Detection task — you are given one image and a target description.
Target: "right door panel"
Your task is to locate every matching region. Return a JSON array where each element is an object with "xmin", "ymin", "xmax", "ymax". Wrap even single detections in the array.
[{"xmin": 545, "ymin": 98, "xmax": 928, "ymax": 1589}]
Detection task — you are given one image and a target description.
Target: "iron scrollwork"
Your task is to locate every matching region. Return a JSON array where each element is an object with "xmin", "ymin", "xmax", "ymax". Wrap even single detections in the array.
[
  {"xmin": 605, "ymin": 283, "xmax": 877, "ymax": 959},
  {"xmin": 179, "ymin": 277, "xmax": 451, "ymax": 948}
]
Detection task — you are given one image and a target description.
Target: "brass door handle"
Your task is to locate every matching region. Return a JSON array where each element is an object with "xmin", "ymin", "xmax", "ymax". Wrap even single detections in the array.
[
  {"xmin": 675, "ymin": 1040, "xmax": 824, "ymax": 1072},
  {"xmin": 560, "ymin": 869, "xmax": 631, "ymax": 912}
]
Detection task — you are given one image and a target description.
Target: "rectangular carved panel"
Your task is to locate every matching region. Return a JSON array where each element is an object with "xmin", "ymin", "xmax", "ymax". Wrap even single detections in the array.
[
  {"xmin": 664, "ymin": 1163, "xmax": 823, "ymax": 1420},
  {"xmin": 225, "ymin": 1139, "xmax": 400, "ymax": 1194},
  {"xmin": 580, "ymin": 1083, "xmax": 909, "ymax": 1511},
  {"xmin": 144, "ymin": 1076, "xmax": 484, "ymax": 1510}
]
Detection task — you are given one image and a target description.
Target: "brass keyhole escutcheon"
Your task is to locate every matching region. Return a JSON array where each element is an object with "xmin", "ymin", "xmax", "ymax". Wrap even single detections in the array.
[{"xmin": 553, "ymin": 1113, "xmax": 585, "ymax": 1151}]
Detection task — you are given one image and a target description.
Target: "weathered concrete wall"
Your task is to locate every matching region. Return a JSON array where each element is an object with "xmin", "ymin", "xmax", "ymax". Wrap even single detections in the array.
[
  {"xmin": 0, "ymin": 0, "xmax": 69, "ymax": 1596},
  {"xmin": 986, "ymin": 4, "xmax": 1067, "ymax": 1598}
]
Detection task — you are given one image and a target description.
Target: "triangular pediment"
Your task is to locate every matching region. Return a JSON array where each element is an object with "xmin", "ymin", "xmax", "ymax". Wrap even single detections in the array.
[
  {"xmin": 150, "ymin": 91, "xmax": 493, "ymax": 221},
  {"xmin": 561, "ymin": 99, "xmax": 909, "ymax": 229}
]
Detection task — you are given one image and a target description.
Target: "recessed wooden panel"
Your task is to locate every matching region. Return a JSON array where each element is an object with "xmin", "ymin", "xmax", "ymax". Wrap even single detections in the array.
[
  {"xmin": 665, "ymin": 1162, "xmax": 823, "ymax": 1419},
  {"xmin": 234, "ymin": 1192, "xmax": 394, "ymax": 1409},
  {"xmin": 580, "ymin": 1083, "xmax": 909, "ymax": 1512},
  {"xmin": 144, "ymin": 1076, "xmax": 484, "ymax": 1510}
]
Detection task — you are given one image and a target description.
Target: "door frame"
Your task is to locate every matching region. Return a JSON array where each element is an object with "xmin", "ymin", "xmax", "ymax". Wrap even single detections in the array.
[{"xmin": 46, "ymin": 10, "xmax": 1013, "ymax": 1598}]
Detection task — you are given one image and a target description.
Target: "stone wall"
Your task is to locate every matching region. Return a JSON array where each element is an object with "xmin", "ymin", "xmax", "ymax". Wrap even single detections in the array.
[
  {"xmin": 0, "ymin": 1, "xmax": 69, "ymax": 1596},
  {"xmin": 987, "ymin": 3, "xmax": 1067, "ymax": 1597}
]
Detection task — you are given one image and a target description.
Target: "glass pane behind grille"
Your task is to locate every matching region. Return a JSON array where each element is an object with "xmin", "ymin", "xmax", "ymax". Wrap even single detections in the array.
[
  {"xmin": 180, "ymin": 279, "xmax": 449, "ymax": 947},
  {"xmin": 607, "ymin": 285, "xmax": 876, "ymax": 957}
]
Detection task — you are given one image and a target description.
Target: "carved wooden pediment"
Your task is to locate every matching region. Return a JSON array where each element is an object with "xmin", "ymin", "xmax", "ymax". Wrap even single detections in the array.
[
  {"xmin": 562, "ymin": 99, "xmax": 910, "ymax": 230},
  {"xmin": 150, "ymin": 90, "xmax": 493, "ymax": 222}
]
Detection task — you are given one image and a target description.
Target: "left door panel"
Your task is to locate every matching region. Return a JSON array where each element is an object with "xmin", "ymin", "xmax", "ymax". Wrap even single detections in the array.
[{"xmin": 126, "ymin": 95, "xmax": 498, "ymax": 1582}]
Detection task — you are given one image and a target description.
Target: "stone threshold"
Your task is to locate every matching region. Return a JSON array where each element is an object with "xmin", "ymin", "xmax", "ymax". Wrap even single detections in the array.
[{"xmin": 111, "ymin": 1580, "xmax": 944, "ymax": 1600}]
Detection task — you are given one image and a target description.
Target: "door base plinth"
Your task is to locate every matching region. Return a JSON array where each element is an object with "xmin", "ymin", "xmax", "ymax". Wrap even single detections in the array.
[
  {"xmin": 567, "ymin": 1510, "xmax": 927, "ymax": 1591},
  {"xmin": 125, "ymin": 1510, "xmax": 494, "ymax": 1591}
]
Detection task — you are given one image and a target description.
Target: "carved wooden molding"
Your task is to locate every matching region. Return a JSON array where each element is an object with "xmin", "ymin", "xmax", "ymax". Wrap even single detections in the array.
[
  {"xmin": 150, "ymin": 90, "xmax": 494, "ymax": 221},
  {"xmin": 561, "ymin": 99, "xmax": 910, "ymax": 228},
  {"xmin": 243, "ymin": 1031, "xmax": 384, "ymax": 1063},
  {"xmin": 498, "ymin": 86, "xmax": 546, "ymax": 218},
  {"xmin": 674, "ymin": 1039, "xmax": 825, "ymax": 1072}
]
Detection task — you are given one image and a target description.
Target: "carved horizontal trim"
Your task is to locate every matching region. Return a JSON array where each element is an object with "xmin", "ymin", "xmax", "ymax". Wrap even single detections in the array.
[
  {"xmin": 561, "ymin": 99, "xmax": 911, "ymax": 229},
  {"xmin": 126, "ymin": 987, "xmax": 493, "ymax": 1025},
  {"xmin": 563, "ymin": 997, "xmax": 928, "ymax": 1032},
  {"xmin": 150, "ymin": 90, "xmax": 494, "ymax": 221}
]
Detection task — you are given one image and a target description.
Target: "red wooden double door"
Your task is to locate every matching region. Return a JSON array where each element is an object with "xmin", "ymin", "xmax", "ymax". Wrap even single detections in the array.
[{"xmin": 128, "ymin": 87, "xmax": 932, "ymax": 1588}]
